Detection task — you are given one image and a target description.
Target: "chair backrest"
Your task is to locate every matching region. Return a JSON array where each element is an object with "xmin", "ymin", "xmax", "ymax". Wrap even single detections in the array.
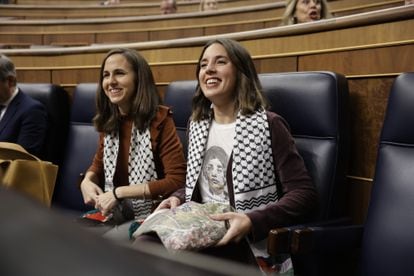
[
  {"xmin": 19, "ymin": 83, "xmax": 70, "ymax": 167},
  {"xmin": 359, "ymin": 72, "xmax": 414, "ymax": 275},
  {"xmin": 52, "ymin": 83, "xmax": 99, "ymax": 211},
  {"xmin": 164, "ymin": 71, "xmax": 350, "ymax": 220},
  {"xmin": 164, "ymin": 80, "xmax": 195, "ymax": 158},
  {"xmin": 260, "ymin": 72, "xmax": 350, "ymax": 220}
]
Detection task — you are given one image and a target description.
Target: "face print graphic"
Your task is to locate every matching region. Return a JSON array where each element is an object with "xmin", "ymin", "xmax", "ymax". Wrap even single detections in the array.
[{"xmin": 202, "ymin": 146, "xmax": 229, "ymax": 199}]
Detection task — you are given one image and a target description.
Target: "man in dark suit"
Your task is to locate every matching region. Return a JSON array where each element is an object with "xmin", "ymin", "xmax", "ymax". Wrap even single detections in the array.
[{"xmin": 0, "ymin": 54, "xmax": 47, "ymax": 157}]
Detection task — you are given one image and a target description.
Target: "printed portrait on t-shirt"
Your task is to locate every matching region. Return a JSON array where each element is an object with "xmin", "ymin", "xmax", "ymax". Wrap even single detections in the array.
[{"xmin": 201, "ymin": 146, "xmax": 229, "ymax": 202}]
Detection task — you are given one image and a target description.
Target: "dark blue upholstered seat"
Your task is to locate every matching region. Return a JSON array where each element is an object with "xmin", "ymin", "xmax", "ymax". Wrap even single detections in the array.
[
  {"xmin": 359, "ymin": 72, "xmax": 414, "ymax": 275},
  {"xmin": 164, "ymin": 71, "xmax": 350, "ymax": 222},
  {"xmin": 52, "ymin": 83, "xmax": 99, "ymax": 211},
  {"xmin": 293, "ymin": 72, "xmax": 414, "ymax": 276},
  {"xmin": 19, "ymin": 83, "xmax": 70, "ymax": 167}
]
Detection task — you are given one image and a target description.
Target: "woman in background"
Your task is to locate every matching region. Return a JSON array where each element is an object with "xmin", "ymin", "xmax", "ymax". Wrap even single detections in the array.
[
  {"xmin": 280, "ymin": 0, "xmax": 332, "ymax": 26},
  {"xmin": 160, "ymin": 0, "xmax": 177, "ymax": 14},
  {"xmin": 200, "ymin": 0, "xmax": 218, "ymax": 11}
]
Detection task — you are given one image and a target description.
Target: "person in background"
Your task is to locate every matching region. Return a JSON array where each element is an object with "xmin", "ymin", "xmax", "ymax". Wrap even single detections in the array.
[
  {"xmin": 152, "ymin": 38, "xmax": 318, "ymax": 271},
  {"xmin": 160, "ymin": 0, "xmax": 177, "ymax": 14},
  {"xmin": 101, "ymin": 0, "xmax": 120, "ymax": 5},
  {"xmin": 200, "ymin": 0, "xmax": 218, "ymax": 11},
  {"xmin": 0, "ymin": 54, "xmax": 48, "ymax": 157},
  {"xmin": 79, "ymin": 48, "xmax": 186, "ymax": 242},
  {"xmin": 280, "ymin": 0, "xmax": 332, "ymax": 26}
]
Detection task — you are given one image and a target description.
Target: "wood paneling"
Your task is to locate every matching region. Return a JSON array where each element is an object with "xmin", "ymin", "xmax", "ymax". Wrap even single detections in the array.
[
  {"xmin": 0, "ymin": 0, "xmax": 279, "ymax": 19},
  {"xmin": 0, "ymin": 5, "xmax": 281, "ymax": 32},
  {"xmin": 0, "ymin": 1, "xmax": 403, "ymax": 48},
  {"xmin": 1, "ymin": 0, "xmax": 277, "ymax": 19},
  {"xmin": 299, "ymin": 45, "xmax": 414, "ymax": 75},
  {"xmin": 18, "ymin": 70, "xmax": 52, "ymax": 83},
  {"xmin": 0, "ymin": 0, "xmax": 402, "ymax": 33},
  {"xmin": 254, "ymin": 57, "xmax": 298, "ymax": 73},
  {"xmin": 347, "ymin": 77, "xmax": 394, "ymax": 178},
  {"xmin": 347, "ymin": 177, "xmax": 372, "ymax": 224},
  {"xmin": 15, "ymin": 0, "xmax": 159, "ymax": 4}
]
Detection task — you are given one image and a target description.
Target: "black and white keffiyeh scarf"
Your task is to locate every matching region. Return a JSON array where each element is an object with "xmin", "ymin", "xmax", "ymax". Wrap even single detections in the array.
[
  {"xmin": 104, "ymin": 125, "xmax": 157, "ymax": 220},
  {"xmin": 185, "ymin": 109, "xmax": 278, "ymax": 213}
]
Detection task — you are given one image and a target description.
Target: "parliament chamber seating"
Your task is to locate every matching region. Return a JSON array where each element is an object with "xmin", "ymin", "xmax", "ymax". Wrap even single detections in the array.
[
  {"xmin": 19, "ymin": 83, "xmax": 70, "ymax": 167},
  {"xmin": 2, "ymin": 2, "xmax": 412, "ymax": 273},
  {"xmin": 51, "ymin": 83, "xmax": 99, "ymax": 211},
  {"xmin": 164, "ymin": 71, "xmax": 351, "ymax": 272},
  {"xmin": 23, "ymin": 71, "xmax": 350, "ymax": 221},
  {"xmin": 291, "ymin": 72, "xmax": 414, "ymax": 275},
  {"xmin": 163, "ymin": 80, "xmax": 196, "ymax": 158}
]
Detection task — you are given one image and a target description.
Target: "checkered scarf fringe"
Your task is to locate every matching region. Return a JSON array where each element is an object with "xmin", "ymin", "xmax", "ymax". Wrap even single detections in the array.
[
  {"xmin": 104, "ymin": 125, "xmax": 157, "ymax": 220},
  {"xmin": 185, "ymin": 109, "xmax": 278, "ymax": 212}
]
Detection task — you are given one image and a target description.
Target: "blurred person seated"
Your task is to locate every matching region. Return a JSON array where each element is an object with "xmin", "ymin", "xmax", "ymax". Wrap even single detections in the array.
[
  {"xmin": 101, "ymin": 0, "xmax": 120, "ymax": 5},
  {"xmin": 160, "ymin": 0, "xmax": 177, "ymax": 14},
  {"xmin": 280, "ymin": 0, "xmax": 332, "ymax": 26},
  {"xmin": 200, "ymin": 0, "xmax": 218, "ymax": 11},
  {"xmin": 0, "ymin": 54, "xmax": 47, "ymax": 157}
]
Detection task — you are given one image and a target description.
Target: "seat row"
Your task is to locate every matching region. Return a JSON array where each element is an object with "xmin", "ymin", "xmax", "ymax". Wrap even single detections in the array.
[
  {"xmin": 0, "ymin": 0, "xmax": 402, "ymax": 49},
  {"xmin": 286, "ymin": 72, "xmax": 414, "ymax": 275},
  {"xmin": 0, "ymin": 0, "xmax": 275, "ymax": 19},
  {"xmin": 21, "ymin": 71, "xmax": 349, "ymax": 218},
  {"xmin": 22, "ymin": 71, "xmax": 350, "ymax": 271}
]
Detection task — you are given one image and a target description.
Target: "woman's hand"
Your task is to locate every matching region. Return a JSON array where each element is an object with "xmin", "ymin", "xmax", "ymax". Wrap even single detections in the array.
[
  {"xmin": 95, "ymin": 191, "xmax": 117, "ymax": 216},
  {"xmin": 80, "ymin": 178, "xmax": 103, "ymax": 206},
  {"xmin": 154, "ymin": 196, "xmax": 181, "ymax": 211},
  {"xmin": 210, "ymin": 212, "xmax": 252, "ymax": 246}
]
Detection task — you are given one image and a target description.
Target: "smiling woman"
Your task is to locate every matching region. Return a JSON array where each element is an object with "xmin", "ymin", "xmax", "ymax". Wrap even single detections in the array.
[
  {"xmin": 280, "ymin": 0, "xmax": 332, "ymax": 26},
  {"xmin": 198, "ymin": 43, "xmax": 237, "ymax": 115},
  {"xmin": 78, "ymin": 48, "xmax": 186, "ymax": 244},
  {"xmin": 145, "ymin": 38, "xmax": 318, "ymax": 274},
  {"xmin": 102, "ymin": 54, "xmax": 136, "ymax": 115}
]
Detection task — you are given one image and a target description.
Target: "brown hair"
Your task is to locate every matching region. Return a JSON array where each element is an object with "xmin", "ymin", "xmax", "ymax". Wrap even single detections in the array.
[
  {"xmin": 191, "ymin": 38, "xmax": 268, "ymax": 121},
  {"xmin": 93, "ymin": 48, "xmax": 160, "ymax": 133}
]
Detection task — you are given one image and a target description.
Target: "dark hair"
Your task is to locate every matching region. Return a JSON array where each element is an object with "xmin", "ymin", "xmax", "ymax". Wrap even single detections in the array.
[
  {"xmin": 191, "ymin": 38, "xmax": 268, "ymax": 121},
  {"xmin": 93, "ymin": 48, "xmax": 160, "ymax": 133},
  {"xmin": 0, "ymin": 54, "xmax": 17, "ymax": 85},
  {"xmin": 202, "ymin": 146, "xmax": 228, "ymax": 172},
  {"xmin": 202, "ymin": 146, "xmax": 229, "ymax": 196}
]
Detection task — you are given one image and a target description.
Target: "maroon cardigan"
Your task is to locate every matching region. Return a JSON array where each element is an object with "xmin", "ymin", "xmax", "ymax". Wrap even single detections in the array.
[{"xmin": 88, "ymin": 105, "xmax": 187, "ymax": 200}]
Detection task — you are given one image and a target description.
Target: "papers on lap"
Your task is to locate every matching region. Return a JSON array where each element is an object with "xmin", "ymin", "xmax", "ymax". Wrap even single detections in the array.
[{"xmin": 133, "ymin": 201, "xmax": 232, "ymax": 251}]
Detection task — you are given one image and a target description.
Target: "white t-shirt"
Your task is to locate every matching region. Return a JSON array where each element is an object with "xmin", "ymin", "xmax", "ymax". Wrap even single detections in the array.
[{"xmin": 199, "ymin": 120, "xmax": 235, "ymax": 204}]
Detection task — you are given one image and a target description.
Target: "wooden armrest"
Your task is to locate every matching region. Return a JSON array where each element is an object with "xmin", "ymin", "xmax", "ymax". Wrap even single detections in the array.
[{"xmin": 268, "ymin": 227, "xmax": 291, "ymax": 256}]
